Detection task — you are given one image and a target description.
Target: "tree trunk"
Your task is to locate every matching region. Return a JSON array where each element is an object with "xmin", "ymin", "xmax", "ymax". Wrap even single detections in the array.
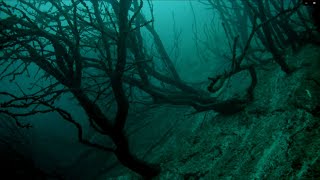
[{"xmin": 72, "ymin": 89, "xmax": 160, "ymax": 178}]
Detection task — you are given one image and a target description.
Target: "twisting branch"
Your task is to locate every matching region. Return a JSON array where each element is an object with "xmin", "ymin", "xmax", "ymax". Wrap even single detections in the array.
[{"xmin": 129, "ymin": 0, "xmax": 143, "ymax": 30}]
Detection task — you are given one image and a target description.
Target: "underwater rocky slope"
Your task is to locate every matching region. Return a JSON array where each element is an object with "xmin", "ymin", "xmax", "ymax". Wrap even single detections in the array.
[{"xmin": 108, "ymin": 44, "xmax": 320, "ymax": 179}]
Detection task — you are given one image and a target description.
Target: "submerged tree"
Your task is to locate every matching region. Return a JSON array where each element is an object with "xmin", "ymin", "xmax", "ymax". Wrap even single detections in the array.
[
  {"xmin": 0, "ymin": 0, "xmax": 317, "ymax": 178},
  {"xmin": 195, "ymin": 0, "xmax": 319, "ymax": 96}
]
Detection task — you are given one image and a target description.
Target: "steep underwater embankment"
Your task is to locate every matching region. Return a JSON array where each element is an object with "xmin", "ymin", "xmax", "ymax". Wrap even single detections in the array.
[{"xmin": 108, "ymin": 44, "xmax": 320, "ymax": 179}]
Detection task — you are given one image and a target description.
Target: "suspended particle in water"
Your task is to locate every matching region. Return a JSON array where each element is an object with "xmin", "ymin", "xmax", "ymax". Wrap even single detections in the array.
[{"xmin": 303, "ymin": 0, "xmax": 317, "ymax": 5}]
